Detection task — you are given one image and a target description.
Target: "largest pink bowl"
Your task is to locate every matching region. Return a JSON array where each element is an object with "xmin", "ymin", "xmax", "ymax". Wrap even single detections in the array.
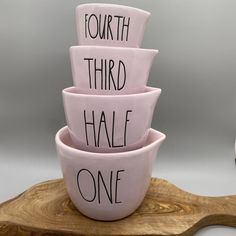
[{"xmin": 55, "ymin": 126, "xmax": 166, "ymax": 221}]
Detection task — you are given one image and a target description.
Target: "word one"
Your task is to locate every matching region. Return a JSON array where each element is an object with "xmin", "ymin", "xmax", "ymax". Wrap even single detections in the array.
[{"xmin": 77, "ymin": 168, "xmax": 125, "ymax": 204}]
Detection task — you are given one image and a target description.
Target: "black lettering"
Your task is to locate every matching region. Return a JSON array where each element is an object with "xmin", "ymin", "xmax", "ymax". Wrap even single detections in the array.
[
  {"xmin": 84, "ymin": 110, "xmax": 97, "ymax": 146},
  {"xmin": 111, "ymin": 111, "xmax": 123, "ymax": 148},
  {"xmin": 124, "ymin": 110, "xmax": 132, "ymax": 146},
  {"xmin": 117, "ymin": 60, "xmax": 126, "ymax": 90},
  {"xmin": 115, "ymin": 170, "xmax": 125, "ymax": 203},
  {"xmin": 85, "ymin": 14, "xmax": 88, "ymax": 38},
  {"xmin": 107, "ymin": 15, "xmax": 113, "ymax": 40},
  {"xmin": 84, "ymin": 58, "xmax": 93, "ymax": 89},
  {"xmin": 121, "ymin": 17, "xmax": 130, "ymax": 41},
  {"xmin": 98, "ymin": 171, "xmax": 113, "ymax": 204},
  {"xmin": 98, "ymin": 14, "xmax": 107, "ymax": 39},
  {"xmin": 114, "ymin": 15, "xmax": 123, "ymax": 40},
  {"xmin": 84, "ymin": 14, "xmax": 130, "ymax": 42},
  {"xmin": 104, "ymin": 59, "xmax": 107, "ymax": 90},
  {"xmin": 77, "ymin": 169, "xmax": 96, "ymax": 202},
  {"xmin": 97, "ymin": 111, "xmax": 111, "ymax": 147},
  {"xmin": 94, "ymin": 59, "xmax": 103, "ymax": 89},
  {"xmin": 108, "ymin": 60, "xmax": 116, "ymax": 90},
  {"xmin": 88, "ymin": 14, "xmax": 99, "ymax": 39}
]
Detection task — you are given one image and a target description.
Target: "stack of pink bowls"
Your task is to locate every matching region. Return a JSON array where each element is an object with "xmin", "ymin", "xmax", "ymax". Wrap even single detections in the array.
[{"xmin": 55, "ymin": 3, "xmax": 166, "ymax": 221}]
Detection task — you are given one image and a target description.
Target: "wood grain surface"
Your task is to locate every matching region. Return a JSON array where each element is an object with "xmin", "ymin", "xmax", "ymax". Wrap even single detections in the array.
[{"xmin": 0, "ymin": 178, "xmax": 236, "ymax": 236}]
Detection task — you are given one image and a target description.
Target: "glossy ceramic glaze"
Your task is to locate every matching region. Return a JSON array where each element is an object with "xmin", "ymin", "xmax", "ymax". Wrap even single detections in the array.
[
  {"xmin": 55, "ymin": 126, "xmax": 166, "ymax": 221},
  {"xmin": 62, "ymin": 86, "xmax": 161, "ymax": 153},
  {"xmin": 70, "ymin": 46, "xmax": 158, "ymax": 95},
  {"xmin": 76, "ymin": 3, "xmax": 150, "ymax": 47}
]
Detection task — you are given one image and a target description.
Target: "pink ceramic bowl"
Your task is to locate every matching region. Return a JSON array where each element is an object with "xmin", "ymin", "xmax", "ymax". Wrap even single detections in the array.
[
  {"xmin": 76, "ymin": 3, "xmax": 150, "ymax": 47},
  {"xmin": 70, "ymin": 46, "xmax": 158, "ymax": 95},
  {"xmin": 62, "ymin": 86, "xmax": 161, "ymax": 153},
  {"xmin": 55, "ymin": 126, "xmax": 166, "ymax": 221}
]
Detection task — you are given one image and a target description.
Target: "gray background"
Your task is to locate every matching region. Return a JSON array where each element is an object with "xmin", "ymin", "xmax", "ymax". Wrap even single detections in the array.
[{"xmin": 1, "ymin": 0, "xmax": 236, "ymax": 235}]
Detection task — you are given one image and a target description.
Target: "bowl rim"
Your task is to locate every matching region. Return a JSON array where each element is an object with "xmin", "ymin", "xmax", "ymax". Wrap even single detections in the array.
[
  {"xmin": 76, "ymin": 3, "xmax": 151, "ymax": 16},
  {"xmin": 70, "ymin": 45, "xmax": 158, "ymax": 54},
  {"xmin": 62, "ymin": 86, "xmax": 161, "ymax": 99},
  {"xmin": 55, "ymin": 126, "xmax": 166, "ymax": 159}
]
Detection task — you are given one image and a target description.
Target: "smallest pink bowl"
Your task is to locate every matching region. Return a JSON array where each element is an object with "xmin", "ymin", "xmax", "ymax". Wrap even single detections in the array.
[
  {"xmin": 55, "ymin": 126, "xmax": 166, "ymax": 221},
  {"xmin": 76, "ymin": 3, "xmax": 150, "ymax": 47}
]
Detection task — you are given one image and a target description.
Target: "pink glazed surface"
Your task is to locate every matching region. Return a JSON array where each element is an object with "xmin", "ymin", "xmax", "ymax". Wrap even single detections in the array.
[
  {"xmin": 76, "ymin": 3, "xmax": 150, "ymax": 47},
  {"xmin": 70, "ymin": 46, "xmax": 158, "ymax": 95},
  {"xmin": 62, "ymin": 86, "xmax": 161, "ymax": 153},
  {"xmin": 55, "ymin": 126, "xmax": 166, "ymax": 221}
]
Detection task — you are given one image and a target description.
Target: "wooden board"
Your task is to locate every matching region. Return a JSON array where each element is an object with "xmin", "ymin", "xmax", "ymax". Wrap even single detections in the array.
[{"xmin": 0, "ymin": 178, "xmax": 236, "ymax": 236}]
